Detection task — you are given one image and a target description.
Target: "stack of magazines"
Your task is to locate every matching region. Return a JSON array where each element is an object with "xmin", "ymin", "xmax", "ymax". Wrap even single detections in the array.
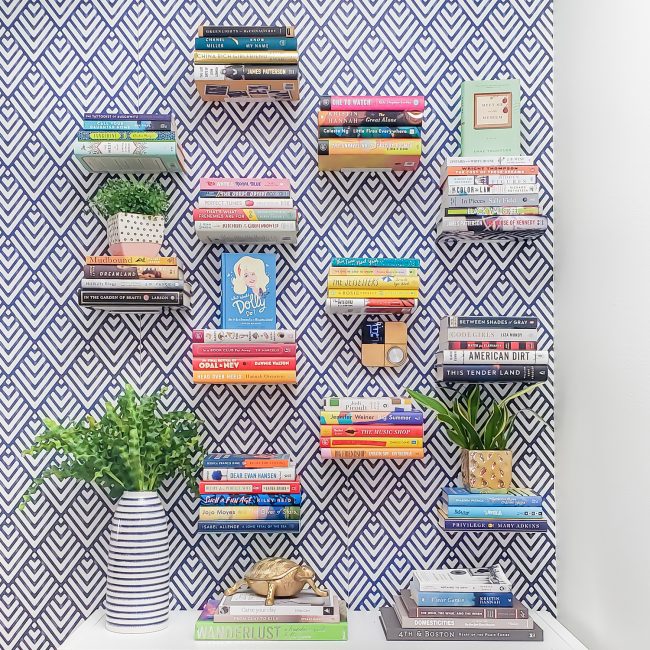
[{"xmin": 380, "ymin": 565, "xmax": 543, "ymax": 642}]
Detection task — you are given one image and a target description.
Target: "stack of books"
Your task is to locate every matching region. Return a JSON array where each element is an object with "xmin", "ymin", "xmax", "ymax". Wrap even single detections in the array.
[
  {"xmin": 437, "ymin": 487, "xmax": 548, "ymax": 533},
  {"xmin": 436, "ymin": 316, "xmax": 549, "ymax": 383},
  {"xmin": 317, "ymin": 95, "xmax": 423, "ymax": 171},
  {"xmin": 194, "ymin": 26, "xmax": 299, "ymax": 102},
  {"xmin": 194, "ymin": 177, "xmax": 297, "ymax": 244},
  {"xmin": 192, "ymin": 329, "xmax": 296, "ymax": 384},
  {"xmin": 325, "ymin": 257, "xmax": 420, "ymax": 315},
  {"xmin": 78, "ymin": 256, "xmax": 190, "ymax": 312},
  {"xmin": 438, "ymin": 155, "xmax": 546, "ymax": 241},
  {"xmin": 320, "ymin": 397, "xmax": 424, "ymax": 460},
  {"xmin": 195, "ymin": 591, "xmax": 347, "ymax": 641},
  {"xmin": 380, "ymin": 565, "xmax": 543, "ymax": 642},
  {"xmin": 73, "ymin": 112, "xmax": 183, "ymax": 173},
  {"xmin": 199, "ymin": 454, "xmax": 302, "ymax": 534}
]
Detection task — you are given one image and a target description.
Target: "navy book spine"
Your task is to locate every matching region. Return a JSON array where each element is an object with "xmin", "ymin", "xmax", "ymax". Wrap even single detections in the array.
[
  {"xmin": 440, "ymin": 365, "xmax": 548, "ymax": 383},
  {"xmin": 451, "ymin": 317, "xmax": 538, "ymax": 329},
  {"xmin": 442, "ymin": 519, "xmax": 549, "ymax": 532},
  {"xmin": 197, "ymin": 520, "xmax": 300, "ymax": 533},
  {"xmin": 199, "ymin": 494, "xmax": 302, "ymax": 506}
]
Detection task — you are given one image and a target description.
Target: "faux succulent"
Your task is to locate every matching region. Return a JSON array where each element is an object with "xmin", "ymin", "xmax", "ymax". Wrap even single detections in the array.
[
  {"xmin": 91, "ymin": 179, "xmax": 169, "ymax": 218},
  {"xmin": 22, "ymin": 385, "xmax": 202, "ymax": 506},
  {"xmin": 406, "ymin": 384, "xmax": 543, "ymax": 450}
]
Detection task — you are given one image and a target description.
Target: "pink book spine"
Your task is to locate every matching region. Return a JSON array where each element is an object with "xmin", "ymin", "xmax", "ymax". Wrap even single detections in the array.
[
  {"xmin": 325, "ymin": 95, "xmax": 425, "ymax": 111},
  {"xmin": 192, "ymin": 343, "xmax": 297, "ymax": 357},
  {"xmin": 193, "ymin": 357, "xmax": 296, "ymax": 371},
  {"xmin": 199, "ymin": 177, "xmax": 291, "ymax": 191}
]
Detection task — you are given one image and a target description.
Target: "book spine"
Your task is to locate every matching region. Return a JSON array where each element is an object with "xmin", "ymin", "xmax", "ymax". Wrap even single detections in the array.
[
  {"xmin": 446, "ymin": 174, "xmax": 537, "ymax": 186},
  {"xmin": 445, "ymin": 494, "xmax": 542, "ymax": 508},
  {"xmin": 444, "ymin": 165, "xmax": 539, "ymax": 177},
  {"xmin": 203, "ymin": 455, "xmax": 290, "ymax": 468},
  {"xmin": 199, "ymin": 480, "xmax": 301, "ymax": 494},
  {"xmin": 441, "ymin": 350, "xmax": 548, "ymax": 365},
  {"xmin": 192, "ymin": 343, "xmax": 296, "ymax": 357},
  {"xmin": 84, "ymin": 256, "xmax": 177, "ymax": 265},
  {"xmin": 445, "ymin": 506, "xmax": 544, "ymax": 519},
  {"xmin": 443, "ymin": 193, "xmax": 539, "ymax": 208},
  {"xmin": 441, "ymin": 518, "xmax": 549, "ymax": 532},
  {"xmin": 194, "ymin": 64, "xmax": 299, "ymax": 80},
  {"xmin": 446, "ymin": 155, "xmax": 535, "ymax": 166},
  {"xmin": 321, "ymin": 448, "xmax": 424, "ymax": 459},
  {"xmin": 447, "ymin": 316, "xmax": 538, "ymax": 329},
  {"xmin": 78, "ymin": 130, "xmax": 176, "ymax": 141},
  {"xmin": 74, "ymin": 141, "xmax": 176, "ymax": 157},
  {"xmin": 83, "ymin": 265, "xmax": 180, "ymax": 279},
  {"xmin": 199, "ymin": 493, "xmax": 302, "ymax": 506},
  {"xmin": 197, "ymin": 197, "xmax": 293, "ymax": 209},
  {"xmin": 327, "ymin": 288, "xmax": 418, "ymax": 298},
  {"xmin": 331, "ymin": 257, "xmax": 420, "ymax": 268},
  {"xmin": 320, "ymin": 424, "xmax": 423, "ymax": 437},
  {"xmin": 199, "ymin": 189, "xmax": 291, "ymax": 198},
  {"xmin": 327, "ymin": 276, "xmax": 419, "ymax": 290},
  {"xmin": 81, "ymin": 119, "xmax": 171, "ymax": 131},
  {"xmin": 199, "ymin": 506, "xmax": 300, "ymax": 520},
  {"xmin": 193, "ymin": 208, "xmax": 297, "ymax": 221},
  {"xmin": 328, "ymin": 267, "xmax": 418, "ymax": 277},
  {"xmin": 446, "ymin": 184, "xmax": 539, "ymax": 195},
  {"xmin": 320, "ymin": 437, "xmax": 422, "ymax": 448},
  {"xmin": 218, "ymin": 600, "xmax": 335, "ymax": 617},
  {"xmin": 194, "ymin": 37, "xmax": 298, "ymax": 50},
  {"xmin": 318, "ymin": 126, "xmax": 421, "ymax": 138},
  {"xmin": 414, "ymin": 592, "xmax": 513, "ymax": 607},
  {"xmin": 214, "ymin": 613, "xmax": 334, "ymax": 623},
  {"xmin": 194, "ymin": 50, "xmax": 299, "ymax": 64},
  {"xmin": 447, "ymin": 340, "xmax": 538, "ymax": 350},
  {"xmin": 318, "ymin": 138, "xmax": 421, "ymax": 156},
  {"xmin": 413, "ymin": 574, "xmax": 511, "ymax": 594},
  {"xmin": 396, "ymin": 615, "xmax": 533, "ymax": 630},
  {"xmin": 439, "ymin": 365, "xmax": 548, "ymax": 383},
  {"xmin": 318, "ymin": 110, "xmax": 423, "ymax": 126},
  {"xmin": 193, "ymin": 370, "xmax": 296, "ymax": 384},
  {"xmin": 201, "ymin": 467, "xmax": 296, "ymax": 481},
  {"xmin": 193, "ymin": 329, "xmax": 296, "ymax": 343},
  {"xmin": 445, "ymin": 327, "xmax": 538, "ymax": 341},
  {"xmin": 440, "ymin": 216, "xmax": 547, "ymax": 232},
  {"xmin": 200, "ymin": 177, "xmax": 291, "ymax": 191},
  {"xmin": 194, "ymin": 619, "xmax": 347, "ymax": 641},
  {"xmin": 80, "ymin": 278, "xmax": 185, "ymax": 290},
  {"xmin": 198, "ymin": 26, "xmax": 296, "ymax": 37},
  {"xmin": 319, "ymin": 411, "xmax": 423, "ymax": 425},
  {"xmin": 325, "ymin": 298, "xmax": 416, "ymax": 314},
  {"xmin": 404, "ymin": 600, "xmax": 528, "ymax": 620},
  {"xmin": 197, "ymin": 521, "xmax": 301, "ymax": 533},
  {"xmin": 193, "ymin": 357, "xmax": 296, "ymax": 371},
  {"xmin": 319, "ymin": 95, "xmax": 425, "ymax": 111},
  {"xmin": 78, "ymin": 290, "xmax": 183, "ymax": 305},
  {"xmin": 323, "ymin": 397, "xmax": 412, "ymax": 411},
  {"xmin": 83, "ymin": 112, "xmax": 170, "ymax": 121},
  {"xmin": 445, "ymin": 206, "xmax": 540, "ymax": 216},
  {"xmin": 195, "ymin": 221, "xmax": 296, "ymax": 232}
]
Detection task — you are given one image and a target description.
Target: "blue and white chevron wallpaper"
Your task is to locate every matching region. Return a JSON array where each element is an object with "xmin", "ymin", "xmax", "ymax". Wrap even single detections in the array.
[{"xmin": 1, "ymin": 1, "xmax": 554, "ymax": 648}]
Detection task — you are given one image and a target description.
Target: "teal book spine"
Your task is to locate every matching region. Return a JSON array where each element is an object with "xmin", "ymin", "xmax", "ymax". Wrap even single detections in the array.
[
  {"xmin": 331, "ymin": 257, "xmax": 420, "ymax": 268},
  {"xmin": 195, "ymin": 37, "xmax": 297, "ymax": 50},
  {"xmin": 446, "ymin": 505, "xmax": 544, "ymax": 519},
  {"xmin": 460, "ymin": 79, "xmax": 521, "ymax": 156}
]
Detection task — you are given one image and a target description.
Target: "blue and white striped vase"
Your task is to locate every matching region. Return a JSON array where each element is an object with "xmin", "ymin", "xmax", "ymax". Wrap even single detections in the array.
[{"xmin": 105, "ymin": 491, "xmax": 170, "ymax": 633}]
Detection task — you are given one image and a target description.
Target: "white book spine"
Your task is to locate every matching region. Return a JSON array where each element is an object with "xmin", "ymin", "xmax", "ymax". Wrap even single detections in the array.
[
  {"xmin": 323, "ymin": 397, "xmax": 412, "ymax": 412},
  {"xmin": 440, "ymin": 350, "xmax": 549, "ymax": 365},
  {"xmin": 80, "ymin": 278, "xmax": 184, "ymax": 290},
  {"xmin": 325, "ymin": 298, "xmax": 417, "ymax": 314},
  {"xmin": 445, "ymin": 155, "xmax": 535, "ymax": 166},
  {"xmin": 444, "ymin": 328, "xmax": 539, "ymax": 341},
  {"xmin": 443, "ymin": 193, "xmax": 539, "ymax": 208},
  {"xmin": 197, "ymin": 197, "xmax": 294, "ymax": 209},
  {"xmin": 440, "ymin": 217, "xmax": 547, "ymax": 232},
  {"xmin": 195, "ymin": 221, "xmax": 296, "ymax": 232},
  {"xmin": 446, "ymin": 184, "xmax": 539, "ymax": 195},
  {"xmin": 196, "ymin": 329, "xmax": 296, "ymax": 343},
  {"xmin": 201, "ymin": 467, "xmax": 296, "ymax": 481},
  {"xmin": 222, "ymin": 604, "xmax": 326, "ymax": 616},
  {"xmin": 445, "ymin": 175, "xmax": 537, "ymax": 186}
]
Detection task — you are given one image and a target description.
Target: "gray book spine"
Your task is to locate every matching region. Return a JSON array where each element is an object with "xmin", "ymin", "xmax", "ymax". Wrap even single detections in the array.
[{"xmin": 443, "ymin": 193, "xmax": 539, "ymax": 208}]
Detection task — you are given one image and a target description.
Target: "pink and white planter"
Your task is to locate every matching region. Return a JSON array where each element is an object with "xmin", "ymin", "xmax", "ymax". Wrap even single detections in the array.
[{"xmin": 107, "ymin": 212, "xmax": 165, "ymax": 257}]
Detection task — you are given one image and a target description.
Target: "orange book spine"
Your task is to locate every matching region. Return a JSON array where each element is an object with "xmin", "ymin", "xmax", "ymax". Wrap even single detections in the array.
[{"xmin": 193, "ymin": 370, "xmax": 296, "ymax": 384}]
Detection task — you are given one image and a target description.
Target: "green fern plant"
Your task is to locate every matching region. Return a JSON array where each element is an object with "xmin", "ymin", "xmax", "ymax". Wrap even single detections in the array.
[
  {"xmin": 406, "ymin": 384, "xmax": 543, "ymax": 450},
  {"xmin": 91, "ymin": 179, "xmax": 169, "ymax": 218},
  {"xmin": 21, "ymin": 385, "xmax": 202, "ymax": 506}
]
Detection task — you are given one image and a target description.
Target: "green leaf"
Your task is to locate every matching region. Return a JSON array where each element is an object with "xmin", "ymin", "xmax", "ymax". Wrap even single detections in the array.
[
  {"xmin": 406, "ymin": 389, "xmax": 453, "ymax": 417},
  {"xmin": 452, "ymin": 402, "xmax": 483, "ymax": 450},
  {"xmin": 483, "ymin": 405, "xmax": 504, "ymax": 450},
  {"xmin": 466, "ymin": 386, "xmax": 480, "ymax": 426},
  {"xmin": 437, "ymin": 413, "xmax": 471, "ymax": 449}
]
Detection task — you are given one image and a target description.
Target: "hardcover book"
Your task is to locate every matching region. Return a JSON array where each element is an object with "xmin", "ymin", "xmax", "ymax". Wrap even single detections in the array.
[
  {"xmin": 460, "ymin": 79, "xmax": 521, "ymax": 156},
  {"xmin": 203, "ymin": 453, "xmax": 291, "ymax": 468},
  {"xmin": 399, "ymin": 590, "xmax": 529, "ymax": 619},
  {"xmin": 412, "ymin": 565, "xmax": 511, "ymax": 593},
  {"xmin": 443, "ymin": 487, "xmax": 542, "ymax": 507},
  {"xmin": 221, "ymin": 253, "xmax": 276, "ymax": 329}
]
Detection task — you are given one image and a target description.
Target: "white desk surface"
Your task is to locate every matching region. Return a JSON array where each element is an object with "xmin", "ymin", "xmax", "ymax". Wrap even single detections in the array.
[{"xmin": 60, "ymin": 610, "xmax": 588, "ymax": 650}]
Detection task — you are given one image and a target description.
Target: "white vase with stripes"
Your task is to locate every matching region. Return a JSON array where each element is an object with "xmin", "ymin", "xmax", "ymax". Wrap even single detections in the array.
[{"xmin": 105, "ymin": 491, "xmax": 170, "ymax": 633}]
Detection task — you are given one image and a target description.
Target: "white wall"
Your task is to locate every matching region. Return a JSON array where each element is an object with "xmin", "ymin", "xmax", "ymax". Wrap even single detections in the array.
[{"xmin": 555, "ymin": 1, "xmax": 650, "ymax": 649}]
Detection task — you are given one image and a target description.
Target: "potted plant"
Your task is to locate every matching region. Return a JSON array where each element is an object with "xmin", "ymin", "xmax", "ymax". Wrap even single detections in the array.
[
  {"xmin": 91, "ymin": 179, "xmax": 170, "ymax": 256},
  {"xmin": 406, "ymin": 385, "xmax": 541, "ymax": 493},
  {"xmin": 22, "ymin": 385, "xmax": 202, "ymax": 633}
]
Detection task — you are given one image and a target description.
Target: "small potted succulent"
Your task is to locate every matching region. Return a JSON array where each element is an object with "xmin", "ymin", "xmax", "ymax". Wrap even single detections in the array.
[
  {"xmin": 91, "ymin": 179, "xmax": 170, "ymax": 256},
  {"xmin": 22, "ymin": 385, "xmax": 202, "ymax": 633},
  {"xmin": 406, "ymin": 384, "xmax": 542, "ymax": 492}
]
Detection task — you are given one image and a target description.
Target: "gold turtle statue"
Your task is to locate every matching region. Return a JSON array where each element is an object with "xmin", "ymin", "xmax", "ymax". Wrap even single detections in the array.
[{"xmin": 225, "ymin": 558, "xmax": 329, "ymax": 606}]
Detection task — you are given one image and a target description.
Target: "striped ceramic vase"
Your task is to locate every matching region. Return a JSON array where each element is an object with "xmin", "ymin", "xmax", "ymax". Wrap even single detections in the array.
[{"xmin": 105, "ymin": 491, "xmax": 170, "ymax": 633}]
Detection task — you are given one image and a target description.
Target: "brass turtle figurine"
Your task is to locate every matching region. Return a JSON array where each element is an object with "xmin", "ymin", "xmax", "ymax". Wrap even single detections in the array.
[{"xmin": 225, "ymin": 558, "xmax": 329, "ymax": 605}]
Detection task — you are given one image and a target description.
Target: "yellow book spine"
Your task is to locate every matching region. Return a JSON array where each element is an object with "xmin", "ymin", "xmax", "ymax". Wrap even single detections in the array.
[
  {"xmin": 321, "ymin": 438, "xmax": 423, "ymax": 448},
  {"xmin": 328, "ymin": 267, "xmax": 419, "ymax": 277},
  {"xmin": 327, "ymin": 276, "xmax": 419, "ymax": 290},
  {"xmin": 322, "ymin": 139, "xmax": 422, "ymax": 156},
  {"xmin": 193, "ymin": 50, "xmax": 299, "ymax": 64},
  {"xmin": 327, "ymin": 288, "xmax": 419, "ymax": 298},
  {"xmin": 193, "ymin": 370, "xmax": 296, "ymax": 384},
  {"xmin": 322, "ymin": 448, "xmax": 424, "ymax": 459}
]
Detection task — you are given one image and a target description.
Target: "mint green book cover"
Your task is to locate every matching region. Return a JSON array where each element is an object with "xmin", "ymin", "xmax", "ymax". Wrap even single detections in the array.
[{"xmin": 460, "ymin": 79, "xmax": 521, "ymax": 156}]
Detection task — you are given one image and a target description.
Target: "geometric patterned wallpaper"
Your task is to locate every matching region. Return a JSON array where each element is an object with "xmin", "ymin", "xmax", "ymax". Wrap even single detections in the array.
[{"xmin": 0, "ymin": 1, "xmax": 554, "ymax": 648}]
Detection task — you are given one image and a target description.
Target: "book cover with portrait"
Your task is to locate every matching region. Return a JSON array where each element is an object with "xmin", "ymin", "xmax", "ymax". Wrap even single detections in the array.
[{"xmin": 221, "ymin": 253, "xmax": 276, "ymax": 329}]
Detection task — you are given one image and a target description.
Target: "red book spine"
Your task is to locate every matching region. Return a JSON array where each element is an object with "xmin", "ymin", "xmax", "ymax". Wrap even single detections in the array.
[
  {"xmin": 320, "ymin": 425, "xmax": 423, "ymax": 437},
  {"xmin": 192, "ymin": 357, "xmax": 296, "ymax": 371},
  {"xmin": 192, "ymin": 343, "xmax": 297, "ymax": 357},
  {"xmin": 199, "ymin": 480, "xmax": 301, "ymax": 494},
  {"xmin": 448, "ymin": 341, "xmax": 538, "ymax": 350}
]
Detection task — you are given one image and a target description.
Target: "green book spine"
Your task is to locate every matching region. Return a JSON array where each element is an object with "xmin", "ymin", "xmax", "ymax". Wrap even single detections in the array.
[
  {"xmin": 194, "ymin": 619, "xmax": 348, "ymax": 641},
  {"xmin": 460, "ymin": 79, "xmax": 521, "ymax": 156}
]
